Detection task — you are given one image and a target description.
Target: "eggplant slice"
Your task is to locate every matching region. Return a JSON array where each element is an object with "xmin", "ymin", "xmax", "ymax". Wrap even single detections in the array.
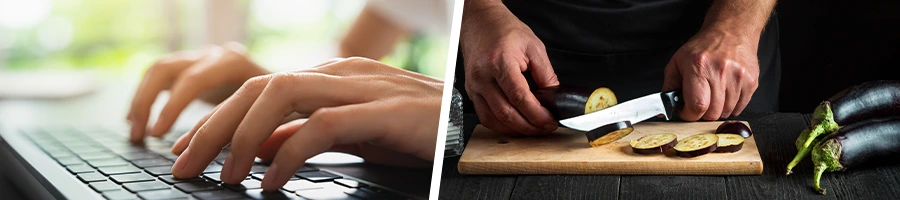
[
  {"xmin": 586, "ymin": 121, "xmax": 633, "ymax": 147},
  {"xmin": 714, "ymin": 134, "xmax": 744, "ymax": 153},
  {"xmin": 630, "ymin": 133, "xmax": 678, "ymax": 154},
  {"xmin": 674, "ymin": 133, "xmax": 719, "ymax": 157},
  {"xmin": 533, "ymin": 86, "xmax": 618, "ymax": 120}
]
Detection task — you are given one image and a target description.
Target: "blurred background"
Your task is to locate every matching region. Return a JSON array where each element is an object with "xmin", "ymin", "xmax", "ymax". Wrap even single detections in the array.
[{"xmin": 0, "ymin": 0, "xmax": 450, "ymax": 86}]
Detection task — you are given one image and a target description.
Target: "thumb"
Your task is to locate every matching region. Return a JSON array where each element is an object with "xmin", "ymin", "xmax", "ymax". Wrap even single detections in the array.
[{"xmin": 525, "ymin": 44, "xmax": 559, "ymax": 88}]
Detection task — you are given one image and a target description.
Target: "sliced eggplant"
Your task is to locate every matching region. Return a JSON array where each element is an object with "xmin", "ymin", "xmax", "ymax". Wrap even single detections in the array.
[
  {"xmin": 533, "ymin": 86, "xmax": 617, "ymax": 120},
  {"xmin": 674, "ymin": 133, "xmax": 718, "ymax": 158},
  {"xmin": 585, "ymin": 121, "xmax": 633, "ymax": 147},
  {"xmin": 714, "ymin": 134, "xmax": 744, "ymax": 153},
  {"xmin": 630, "ymin": 133, "xmax": 678, "ymax": 154},
  {"xmin": 716, "ymin": 120, "xmax": 752, "ymax": 138}
]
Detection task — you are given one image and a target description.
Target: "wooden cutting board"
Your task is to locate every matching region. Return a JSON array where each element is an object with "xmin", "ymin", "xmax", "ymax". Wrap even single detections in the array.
[{"xmin": 458, "ymin": 121, "xmax": 763, "ymax": 175}]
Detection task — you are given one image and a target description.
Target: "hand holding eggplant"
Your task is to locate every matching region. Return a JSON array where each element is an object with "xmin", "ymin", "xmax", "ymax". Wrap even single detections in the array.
[
  {"xmin": 461, "ymin": 0, "xmax": 560, "ymax": 136},
  {"xmin": 661, "ymin": 27, "xmax": 761, "ymax": 122}
]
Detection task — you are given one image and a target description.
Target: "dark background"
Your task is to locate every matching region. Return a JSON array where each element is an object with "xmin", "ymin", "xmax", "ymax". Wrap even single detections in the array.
[
  {"xmin": 454, "ymin": 0, "xmax": 900, "ymax": 114},
  {"xmin": 775, "ymin": 0, "xmax": 899, "ymax": 112}
]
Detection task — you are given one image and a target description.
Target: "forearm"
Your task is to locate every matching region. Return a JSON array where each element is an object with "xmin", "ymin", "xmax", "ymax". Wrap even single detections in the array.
[
  {"xmin": 339, "ymin": 5, "xmax": 407, "ymax": 59},
  {"xmin": 701, "ymin": 0, "xmax": 777, "ymax": 41}
]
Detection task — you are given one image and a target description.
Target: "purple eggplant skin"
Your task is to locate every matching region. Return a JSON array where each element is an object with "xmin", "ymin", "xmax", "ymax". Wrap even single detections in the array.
[
  {"xmin": 812, "ymin": 116, "xmax": 900, "ymax": 195},
  {"xmin": 675, "ymin": 145, "xmax": 717, "ymax": 158},
  {"xmin": 533, "ymin": 86, "xmax": 597, "ymax": 119},
  {"xmin": 716, "ymin": 120, "xmax": 753, "ymax": 138},
  {"xmin": 829, "ymin": 80, "xmax": 900, "ymax": 125}
]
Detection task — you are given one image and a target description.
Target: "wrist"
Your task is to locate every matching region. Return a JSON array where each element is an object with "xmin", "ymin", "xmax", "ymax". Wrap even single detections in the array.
[{"xmin": 696, "ymin": 26, "xmax": 760, "ymax": 49}]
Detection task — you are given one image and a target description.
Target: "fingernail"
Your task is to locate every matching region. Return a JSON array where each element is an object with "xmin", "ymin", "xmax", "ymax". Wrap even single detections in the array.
[
  {"xmin": 221, "ymin": 153, "xmax": 235, "ymax": 183},
  {"xmin": 261, "ymin": 163, "xmax": 284, "ymax": 191}
]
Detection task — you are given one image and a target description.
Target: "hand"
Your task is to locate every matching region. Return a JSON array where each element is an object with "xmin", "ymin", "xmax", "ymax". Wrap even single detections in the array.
[
  {"xmin": 461, "ymin": 2, "xmax": 559, "ymax": 136},
  {"xmin": 168, "ymin": 57, "xmax": 442, "ymax": 191},
  {"xmin": 662, "ymin": 28, "xmax": 760, "ymax": 121},
  {"xmin": 127, "ymin": 42, "xmax": 269, "ymax": 142}
]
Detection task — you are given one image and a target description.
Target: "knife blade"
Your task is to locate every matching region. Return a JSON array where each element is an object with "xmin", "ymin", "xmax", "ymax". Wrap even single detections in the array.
[{"xmin": 559, "ymin": 89, "xmax": 684, "ymax": 131}]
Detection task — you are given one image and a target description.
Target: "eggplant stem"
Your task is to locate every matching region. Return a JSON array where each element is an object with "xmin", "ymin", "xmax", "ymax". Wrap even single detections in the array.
[
  {"xmin": 814, "ymin": 164, "xmax": 827, "ymax": 195},
  {"xmin": 786, "ymin": 145, "xmax": 813, "ymax": 175},
  {"xmin": 787, "ymin": 102, "xmax": 840, "ymax": 175}
]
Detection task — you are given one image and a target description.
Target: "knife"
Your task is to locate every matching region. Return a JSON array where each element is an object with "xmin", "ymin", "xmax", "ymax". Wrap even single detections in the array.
[{"xmin": 559, "ymin": 89, "xmax": 684, "ymax": 132}]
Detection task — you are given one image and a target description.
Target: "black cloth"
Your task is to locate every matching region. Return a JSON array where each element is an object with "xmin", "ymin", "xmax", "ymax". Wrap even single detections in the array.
[{"xmin": 455, "ymin": 0, "xmax": 781, "ymax": 115}]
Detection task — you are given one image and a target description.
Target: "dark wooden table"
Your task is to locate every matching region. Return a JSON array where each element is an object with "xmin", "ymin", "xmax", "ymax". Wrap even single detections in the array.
[{"xmin": 439, "ymin": 113, "xmax": 900, "ymax": 200}]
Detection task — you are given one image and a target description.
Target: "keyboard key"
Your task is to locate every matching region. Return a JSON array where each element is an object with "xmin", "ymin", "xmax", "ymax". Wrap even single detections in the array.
[
  {"xmin": 281, "ymin": 180, "xmax": 322, "ymax": 192},
  {"xmin": 249, "ymin": 173, "xmax": 299, "ymax": 181},
  {"xmin": 345, "ymin": 187, "xmax": 408, "ymax": 200},
  {"xmin": 48, "ymin": 151, "xmax": 74, "ymax": 159},
  {"xmin": 77, "ymin": 172, "xmax": 107, "ymax": 182},
  {"xmin": 110, "ymin": 172, "xmax": 155, "ymax": 184},
  {"xmin": 108, "ymin": 145, "xmax": 148, "ymax": 154},
  {"xmin": 249, "ymin": 165, "xmax": 268, "ymax": 174},
  {"xmin": 87, "ymin": 158, "xmax": 130, "ymax": 168},
  {"xmin": 244, "ymin": 189, "xmax": 296, "ymax": 200},
  {"xmin": 70, "ymin": 147, "xmax": 106, "ymax": 154},
  {"xmin": 334, "ymin": 179, "xmax": 367, "ymax": 188},
  {"xmin": 222, "ymin": 179, "xmax": 262, "ymax": 191},
  {"xmin": 66, "ymin": 164, "xmax": 96, "ymax": 174},
  {"xmin": 98, "ymin": 165, "xmax": 142, "ymax": 176},
  {"xmin": 137, "ymin": 188, "xmax": 190, "ymax": 200},
  {"xmin": 174, "ymin": 181, "xmax": 222, "ymax": 193},
  {"xmin": 203, "ymin": 173, "xmax": 222, "ymax": 182},
  {"xmin": 121, "ymin": 152, "xmax": 159, "ymax": 161},
  {"xmin": 132, "ymin": 158, "xmax": 174, "ymax": 168},
  {"xmin": 89, "ymin": 181, "xmax": 121, "ymax": 192},
  {"xmin": 296, "ymin": 171, "xmax": 341, "ymax": 182},
  {"xmin": 204, "ymin": 164, "xmax": 223, "ymax": 173},
  {"xmin": 123, "ymin": 180, "xmax": 171, "ymax": 192},
  {"xmin": 56, "ymin": 157, "xmax": 85, "ymax": 165},
  {"xmin": 102, "ymin": 190, "xmax": 140, "ymax": 200},
  {"xmin": 160, "ymin": 153, "xmax": 180, "ymax": 161},
  {"xmin": 145, "ymin": 166, "xmax": 173, "ymax": 176},
  {"xmin": 214, "ymin": 158, "xmax": 227, "ymax": 165},
  {"xmin": 297, "ymin": 166, "xmax": 318, "ymax": 173},
  {"xmin": 295, "ymin": 183, "xmax": 360, "ymax": 200},
  {"xmin": 78, "ymin": 152, "xmax": 117, "ymax": 160},
  {"xmin": 159, "ymin": 175, "xmax": 206, "ymax": 185},
  {"xmin": 192, "ymin": 189, "xmax": 247, "ymax": 200}
]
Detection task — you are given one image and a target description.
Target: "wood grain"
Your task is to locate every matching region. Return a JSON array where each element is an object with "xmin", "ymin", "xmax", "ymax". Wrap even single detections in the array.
[
  {"xmin": 458, "ymin": 121, "xmax": 763, "ymax": 175},
  {"xmin": 620, "ymin": 176, "xmax": 725, "ymax": 200},
  {"xmin": 510, "ymin": 175, "xmax": 618, "ymax": 200}
]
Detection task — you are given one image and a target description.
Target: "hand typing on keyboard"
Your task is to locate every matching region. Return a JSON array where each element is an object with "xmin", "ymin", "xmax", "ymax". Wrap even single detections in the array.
[
  {"xmin": 126, "ymin": 42, "xmax": 269, "ymax": 143},
  {"xmin": 160, "ymin": 57, "xmax": 441, "ymax": 191}
]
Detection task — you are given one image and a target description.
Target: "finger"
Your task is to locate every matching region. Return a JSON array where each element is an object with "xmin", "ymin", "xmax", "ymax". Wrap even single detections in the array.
[
  {"xmin": 223, "ymin": 73, "xmax": 374, "ymax": 184},
  {"xmin": 702, "ymin": 77, "xmax": 725, "ymax": 121},
  {"xmin": 733, "ymin": 81, "xmax": 757, "ymax": 116},
  {"xmin": 128, "ymin": 64, "xmax": 178, "ymax": 142},
  {"xmin": 494, "ymin": 59, "xmax": 556, "ymax": 131},
  {"xmin": 257, "ymin": 119, "xmax": 307, "ymax": 162},
  {"xmin": 721, "ymin": 82, "xmax": 741, "ymax": 118},
  {"xmin": 471, "ymin": 94, "xmax": 520, "ymax": 136},
  {"xmin": 261, "ymin": 102, "xmax": 396, "ymax": 191},
  {"xmin": 150, "ymin": 68, "xmax": 218, "ymax": 137},
  {"xmin": 524, "ymin": 44, "xmax": 559, "ymax": 87},
  {"xmin": 481, "ymin": 83, "xmax": 547, "ymax": 135},
  {"xmin": 171, "ymin": 75, "xmax": 272, "ymax": 179},
  {"xmin": 677, "ymin": 62, "xmax": 711, "ymax": 121},
  {"xmin": 171, "ymin": 104, "xmax": 220, "ymax": 155}
]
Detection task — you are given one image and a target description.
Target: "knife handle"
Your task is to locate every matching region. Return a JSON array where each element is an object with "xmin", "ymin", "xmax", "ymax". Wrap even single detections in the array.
[{"xmin": 660, "ymin": 89, "xmax": 684, "ymax": 121}]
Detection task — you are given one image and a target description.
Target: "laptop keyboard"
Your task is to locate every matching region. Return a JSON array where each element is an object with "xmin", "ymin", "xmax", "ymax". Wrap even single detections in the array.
[{"xmin": 22, "ymin": 127, "xmax": 414, "ymax": 200}]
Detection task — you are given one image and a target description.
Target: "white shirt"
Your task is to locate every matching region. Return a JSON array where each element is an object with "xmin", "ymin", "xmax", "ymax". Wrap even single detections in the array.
[{"xmin": 366, "ymin": 0, "xmax": 454, "ymax": 36}]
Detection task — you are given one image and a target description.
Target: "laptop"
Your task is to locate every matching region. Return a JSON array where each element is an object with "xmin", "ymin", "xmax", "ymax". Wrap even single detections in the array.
[{"xmin": 0, "ymin": 124, "xmax": 424, "ymax": 200}]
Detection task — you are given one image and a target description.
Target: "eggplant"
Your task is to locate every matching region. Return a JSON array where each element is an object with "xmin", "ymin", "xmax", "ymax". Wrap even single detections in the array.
[
  {"xmin": 713, "ymin": 134, "xmax": 744, "ymax": 153},
  {"xmin": 716, "ymin": 120, "xmax": 753, "ymax": 138},
  {"xmin": 630, "ymin": 133, "xmax": 678, "ymax": 154},
  {"xmin": 811, "ymin": 117, "xmax": 900, "ymax": 195},
  {"xmin": 586, "ymin": 121, "xmax": 633, "ymax": 147},
  {"xmin": 787, "ymin": 80, "xmax": 900, "ymax": 174},
  {"xmin": 533, "ymin": 86, "xmax": 618, "ymax": 120},
  {"xmin": 674, "ymin": 133, "xmax": 718, "ymax": 158}
]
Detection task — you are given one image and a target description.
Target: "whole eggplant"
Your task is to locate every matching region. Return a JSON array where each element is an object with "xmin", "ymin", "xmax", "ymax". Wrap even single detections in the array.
[
  {"xmin": 811, "ymin": 116, "xmax": 900, "ymax": 194},
  {"xmin": 787, "ymin": 80, "xmax": 900, "ymax": 174}
]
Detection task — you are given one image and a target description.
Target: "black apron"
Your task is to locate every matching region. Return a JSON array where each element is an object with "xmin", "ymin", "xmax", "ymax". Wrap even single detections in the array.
[{"xmin": 456, "ymin": 0, "xmax": 781, "ymax": 115}]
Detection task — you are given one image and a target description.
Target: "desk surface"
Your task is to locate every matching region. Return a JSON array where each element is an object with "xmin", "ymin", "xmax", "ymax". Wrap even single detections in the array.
[
  {"xmin": 0, "ymin": 73, "xmax": 431, "ymax": 199},
  {"xmin": 439, "ymin": 113, "xmax": 900, "ymax": 200}
]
